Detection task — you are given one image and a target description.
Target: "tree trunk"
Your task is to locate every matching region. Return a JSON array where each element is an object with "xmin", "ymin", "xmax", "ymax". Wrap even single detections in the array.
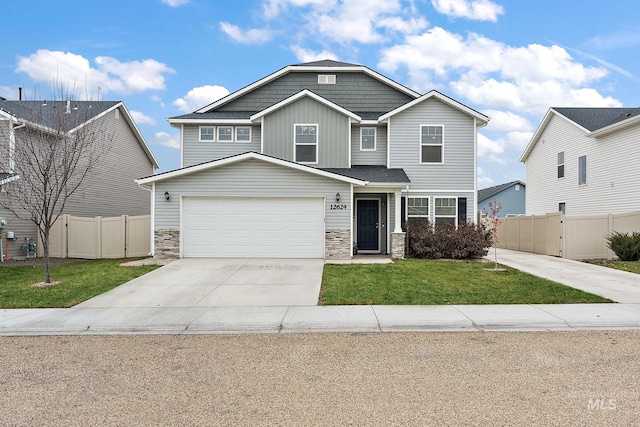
[{"xmin": 42, "ymin": 226, "xmax": 51, "ymax": 284}]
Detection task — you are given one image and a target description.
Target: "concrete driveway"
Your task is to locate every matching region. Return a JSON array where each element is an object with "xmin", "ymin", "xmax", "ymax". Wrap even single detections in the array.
[{"xmin": 75, "ymin": 258, "xmax": 324, "ymax": 308}]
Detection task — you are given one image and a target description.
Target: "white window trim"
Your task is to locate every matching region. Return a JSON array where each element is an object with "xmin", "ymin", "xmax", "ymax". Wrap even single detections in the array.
[
  {"xmin": 318, "ymin": 74, "xmax": 336, "ymax": 84},
  {"xmin": 578, "ymin": 155, "xmax": 587, "ymax": 186},
  {"xmin": 434, "ymin": 196, "xmax": 458, "ymax": 226},
  {"xmin": 407, "ymin": 196, "xmax": 429, "ymax": 218},
  {"xmin": 294, "ymin": 123, "xmax": 319, "ymax": 164},
  {"xmin": 557, "ymin": 151, "xmax": 565, "ymax": 179},
  {"xmin": 360, "ymin": 127, "xmax": 376, "ymax": 151},
  {"xmin": 199, "ymin": 125, "xmax": 215, "ymax": 142},
  {"xmin": 235, "ymin": 126, "xmax": 252, "ymax": 143},
  {"xmin": 217, "ymin": 126, "xmax": 234, "ymax": 142},
  {"xmin": 419, "ymin": 124, "xmax": 444, "ymax": 165}
]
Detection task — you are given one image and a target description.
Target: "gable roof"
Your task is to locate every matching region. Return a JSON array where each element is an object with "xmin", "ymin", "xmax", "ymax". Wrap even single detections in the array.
[
  {"xmin": 0, "ymin": 100, "xmax": 159, "ymax": 169},
  {"xmin": 136, "ymin": 151, "xmax": 367, "ymax": 186},
  {"xmin": 378, "ymin": 90, "xmax": 489, "ymax": 126},
  {"xmin": 521, "ymin": 107, "xmax": 640, "ymax": 162},
  {"xmin": 193, "ymin": 60, "xmax": 420, "ymax": 114},
  {"xmin": 478, "ymin": 180, "xmax": 524, "ymax": 202},
  {"xmin": 250, "ymin": 89, "xmax": 361, "ymax": 122}
]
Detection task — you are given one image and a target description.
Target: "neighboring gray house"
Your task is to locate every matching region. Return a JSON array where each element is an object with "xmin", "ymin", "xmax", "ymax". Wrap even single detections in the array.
[
  {"xmin": 0, "ymin": 99, "xmax": 159, "ymax": 259},
  {"xmin": 478, "ymin": 180, "xmax": 525, "ymax": 217},
  {"xmin": 137, "ymin": 60, "xmax": 488, "ymax": 260},
  {"xmin": 521, "ymin": 107, "xmax": 640, "ymax": 215}
]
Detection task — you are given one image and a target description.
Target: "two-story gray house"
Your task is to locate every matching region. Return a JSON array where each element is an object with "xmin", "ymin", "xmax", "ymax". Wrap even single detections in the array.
[
  {"xmin": 137, "ymin": 60, "xmax": 488, "ymax": 260},
  {"xmin": 0, "ymin": 99, "xmax": 159, "ymax": 259}
]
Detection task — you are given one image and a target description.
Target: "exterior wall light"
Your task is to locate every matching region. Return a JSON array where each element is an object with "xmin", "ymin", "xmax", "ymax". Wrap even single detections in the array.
[
  {"xmin": 164, "ymin": 191, "xmax": 170, "ymax": 201},
  {"xmin": 336, "ymin": 192, "xmax": 341, "ymax": 202}
]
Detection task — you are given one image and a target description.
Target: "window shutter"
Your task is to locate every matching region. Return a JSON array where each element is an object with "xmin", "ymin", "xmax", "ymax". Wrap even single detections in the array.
[
  {"xmin": 457, "ymin": 198, "xmax": 467, "ymax": 224},
  {"xmin": 401, "ymin": 197, "xmax": 406, "ymax": 230}
]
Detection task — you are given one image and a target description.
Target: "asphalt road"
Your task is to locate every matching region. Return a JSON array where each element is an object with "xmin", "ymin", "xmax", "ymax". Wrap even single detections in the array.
[{"xmin": 1, "ymin": 331, "xmax": 639, "ymax": 426}]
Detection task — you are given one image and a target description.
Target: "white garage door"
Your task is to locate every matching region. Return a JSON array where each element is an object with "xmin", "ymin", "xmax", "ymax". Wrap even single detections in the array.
[{"xmin": 182, "ymin": 197, "xmax": 325, "ymax": 258}]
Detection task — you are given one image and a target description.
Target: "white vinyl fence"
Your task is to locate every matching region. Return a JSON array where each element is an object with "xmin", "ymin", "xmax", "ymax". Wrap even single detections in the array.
[
  {"xmin": 37, "ymin": 214, "xmax": 151, "ymax": 259},
  {"xmin": 496, "ymin": 210, "xmax": 640, "ymax": 260}
]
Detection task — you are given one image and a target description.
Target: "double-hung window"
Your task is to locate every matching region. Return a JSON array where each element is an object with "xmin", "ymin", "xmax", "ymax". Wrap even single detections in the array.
[
  {"xmin": 407, "ymin": 197, "xmax": 429, "ymax": 217},
  {"xmin": 235, "ymin": 126, "xmax": 251, "ymax": 143},
  {"xmin": 200, "ymin": 126, "xmax": 215, "ymax": 142},
  {"xmin": 295, "ymin": 124, "xmax": 318, "ymax": 163},
  {"xmin": 557, "ymin": 151, "xmax": 565, "ymax": 178},
  {"xmin": 578, "ymin": 155, "xmax": 587, "ymax": 185},
  {"xmin": 434, "ymin": 197, "xmax": 457, "ymax": 226},
  {"xmin": 420, "ymin": 125, "xmax": 443, "ymax": 163},
  {"xmin": 218, "ymin": 126, "xmax": 233, "ymax": 142},
  {"xmin": 360, "ymin": 128, "xmax": 376, "ymax": 151}
]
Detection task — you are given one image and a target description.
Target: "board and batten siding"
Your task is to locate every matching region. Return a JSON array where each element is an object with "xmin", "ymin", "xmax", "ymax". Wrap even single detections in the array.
[
  {"xmin": 351, "ymin": 125, "xmax": 387, "ymax": 166},
  {"xmin": 388, "ymin": 98, "xmax": 476, "ymax": 191},
  {"xmin": 154, "ymin": 159, "xmax": 351, "ymax": 229},
  {"xmin": 525, "ymin": 114, "xmax": 640, "ymax": 216},
  {"xmin": 262, "ymin": 97, "xmax": 350, "ymax": 168},
  {"xmin": 218, "ymin": 72, "xmax": 415, "ymax": 113},
  {"xmin": 182, "ymin": 124, "xmax": 261, "ymax": 167}
]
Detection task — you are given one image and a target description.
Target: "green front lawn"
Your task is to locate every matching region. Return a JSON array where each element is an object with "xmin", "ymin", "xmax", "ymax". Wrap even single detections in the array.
[
  {"xmin": 586, "ymin": 260, "xmax": 640, "ymax": 274},
  {"xmin": 320, "ymin": 259, "xmax": 610, "ymax": 305},
  {"xmin": 0, "ymin": 259, "xmax": 159, "ymax": 308}
]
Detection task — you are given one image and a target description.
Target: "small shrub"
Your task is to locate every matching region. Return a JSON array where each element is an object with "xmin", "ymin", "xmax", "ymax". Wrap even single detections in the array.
[
  {"xmin": 606, "ymin": 231, "xmax": 640, "ymax": 261},
  {"xmin": 405, "ymin": 218, "xmax": 491, "ymax": 259}
]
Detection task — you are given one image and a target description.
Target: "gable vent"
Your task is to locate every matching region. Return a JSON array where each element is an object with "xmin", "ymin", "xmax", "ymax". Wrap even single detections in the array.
[{"xmin": 318, "ymin": 74, "xmax": 336, "ymax": 84}]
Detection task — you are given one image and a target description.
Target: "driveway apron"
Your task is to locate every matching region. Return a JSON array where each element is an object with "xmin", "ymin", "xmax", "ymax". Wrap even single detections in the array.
[{"xmin": 75, "ymin": 258, "xmax": 324, "ymax": 308}]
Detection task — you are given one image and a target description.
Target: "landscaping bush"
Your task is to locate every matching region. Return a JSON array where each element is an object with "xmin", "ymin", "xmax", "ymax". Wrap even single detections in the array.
[
  {"xmin": 405, "ymin": 218, "xmax": 492, "ymax": 259},
  {"xmin": 606, "ymin": 231, "xmax": 640, "ymax": 261}
]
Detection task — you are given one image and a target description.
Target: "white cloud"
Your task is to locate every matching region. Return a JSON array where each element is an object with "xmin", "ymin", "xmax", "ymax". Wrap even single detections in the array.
[
  {"xmin": 220, "ymin": 22, "xmax": 273, "ymax": 44},
  {"xmin": 477, "ymin": 133, "xmax": 506, "ymax": 164},
  {"xmin": 173, "ymin": 85, "xmax": 230, "ymax": 113},
  {"xmin": 431, "ymin": 0, "xmax": 504, "ymax": 22},
  {"xmin": 379, "ymin": 27, "xmax": 621, "ymax": 114},
  {"xmin": 477, "ymin": 166, "xmax": 494, "ymax": 186},
  {"xmin": 16, "ymin": 50, "xmax": 174, "ymax": 98},
  {"xmin": 291, "ymin": 46, "xmax": 338, "ymax": 62},
  {"xmin": 505, "ymin": 131, "xmax": 533, "ymax": 151},
  {"xmin": 484, "ymin": 110, "xmax": 532, "ymax": 132},
  {"xmin": 263, "ymin": 0, "xmax": 331, "ymax": 19},
  {"xmin": 155, "ymin": 131, "xmax": 180, "ymax": 149},
  {"xmin": 129, "ymin": 110, "xmax": 156, "ymax": 126},
  {"xmin": 0, "ymin": 85, "xmax": 16, "ymax": 99},
  {"xmin": 161, "ymin": 0, "xmax": 189, "ymax": 6}
]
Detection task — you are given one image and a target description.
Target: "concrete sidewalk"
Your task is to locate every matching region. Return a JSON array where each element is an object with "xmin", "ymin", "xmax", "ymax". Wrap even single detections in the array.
[
  {"xmin": 489, "ymin": 248, "xmax": 640, "ymax": 303},
  {"xmin": 2, "ymin": 303, "xmax": 640, "ymax": 335}
]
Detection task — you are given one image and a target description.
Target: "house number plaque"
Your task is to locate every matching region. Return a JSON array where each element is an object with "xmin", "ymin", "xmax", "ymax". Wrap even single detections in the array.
[{"xmin": 330, "ymin": 204, "xmax": 348, "ymax": 210}]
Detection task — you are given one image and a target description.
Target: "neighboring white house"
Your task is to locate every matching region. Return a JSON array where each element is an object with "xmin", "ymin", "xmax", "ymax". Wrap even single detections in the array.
[
  {"xmin": 520, "ymin": 107, "xmax": 640, "ymax": 216},
  {"xmin": 137, "ymin": 60, "xmax": 489, "ymax": 260}
]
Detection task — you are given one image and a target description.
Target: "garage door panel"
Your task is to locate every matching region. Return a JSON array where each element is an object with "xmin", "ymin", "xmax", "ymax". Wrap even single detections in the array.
[{"xmin": 183, "ymin": 197, "xmax": 325, "ymax": 258}]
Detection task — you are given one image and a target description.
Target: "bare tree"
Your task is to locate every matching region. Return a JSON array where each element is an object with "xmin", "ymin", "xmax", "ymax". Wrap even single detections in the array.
[
  {"xmin": 482, "ymin": 199, "xmax": 502, "ymax": 271},
  {"xmin": 0, "ymin": 96, "xmax": 112, "ymax": 283}
]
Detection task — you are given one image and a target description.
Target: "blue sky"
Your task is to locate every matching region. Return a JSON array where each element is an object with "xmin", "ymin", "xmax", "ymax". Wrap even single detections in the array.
[{"xmin": 2, "ymin": 0, "xmax": 639, "ymax": 188}]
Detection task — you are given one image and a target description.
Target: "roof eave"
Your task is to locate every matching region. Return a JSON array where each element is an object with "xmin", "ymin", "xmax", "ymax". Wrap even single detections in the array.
[{"xmin": 588, "ymin": 113, "xmax": 640, "ymax": 138}]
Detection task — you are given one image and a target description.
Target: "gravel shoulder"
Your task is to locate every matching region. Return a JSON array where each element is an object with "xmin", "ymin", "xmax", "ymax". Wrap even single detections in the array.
[{"xmin": 1, "ymin": 331, "xmax": 638, "ymax": 425}]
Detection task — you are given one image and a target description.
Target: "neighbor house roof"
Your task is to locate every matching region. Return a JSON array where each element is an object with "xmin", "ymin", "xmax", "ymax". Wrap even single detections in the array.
[
  {"xmin": 0, "ymin": 172, "xmax": 19, "ymax": 186},
  {"xmin": 0, "ymin": 100, "xmax": 159, "ymax": 169},
  {"xmin": 521, "ymin": 107, "xmax": 640, "ymax": 162},
  {"xmin": 478, "ymin": 180, "xmax": 524, "ymax": 202}
]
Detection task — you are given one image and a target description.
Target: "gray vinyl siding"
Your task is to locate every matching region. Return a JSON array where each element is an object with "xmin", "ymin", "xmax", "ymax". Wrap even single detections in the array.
[
  {"xmin": 262, "ymin": 97, "xmax": 349, "ymax": 168},
  {"xmin": 60, "ymin": 107, "xmax": 153, "ymax": 217},
  {"xmin": 155, "ymin": 159, "xmax": 351, "ymax": 229},
  {"xmin": 182, "ymin": 125, "xmax": 261, "ymax": 167},
  {"xmin": 0, "ymin": 208, "xmax": 39, "ymax": 259},
  {"xmin": 351, "ymin": 125, "xmax": 387, "ymax": 166},
  {"xmin": 525, "ymin": 114, "xmax": 640, "ymax": 215},
  {"xmin": 389, "ymin": 98, "xmax": 476, "ymax": 191},
  {"xmin": 219, "ymin": 72, "xmax": 414, "ymax": 113},
  {"xmin": 478, "ymin": 186, "xmax": 525, "ymax": 217}
]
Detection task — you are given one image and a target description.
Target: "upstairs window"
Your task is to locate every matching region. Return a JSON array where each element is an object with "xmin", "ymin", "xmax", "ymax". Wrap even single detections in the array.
[
  {"xmin": 218, "ymin": 126, "xmax": 233, "ymax": 142},
  {"xmin": 318, "ymin": 74, "xmax": 336, "ymax": 84},
  {"xmin": 578, "ymin": 155, "xmax": 587, "ymax": 185},
  {"xmin": 420, "ymin": 125, "xmax": 443, "ymax": 163},
  {"xmin": 235, "ymin": 126, "xmax": 251, "ymax": 143},
  {"xmin": 407, "ymin": 197, "xmax": 429, "ymax": 217},
  {"xmin": 360, "ymin": 128, "xmax": 376, "ymax": 151},
  {"xmin": 557, "ymin": 151, "xmax": 565, "ymax": 178},
  {"xmin": 435, "ymin": 197, "xmax": 457, "ymax": 226},
  {"xmin": 295, "ymin": 124, "xmax": 318, "ymax": 163},
  {"xmin": 200, "ymin": 126, "xmax": 215, "ymax": 142}
]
